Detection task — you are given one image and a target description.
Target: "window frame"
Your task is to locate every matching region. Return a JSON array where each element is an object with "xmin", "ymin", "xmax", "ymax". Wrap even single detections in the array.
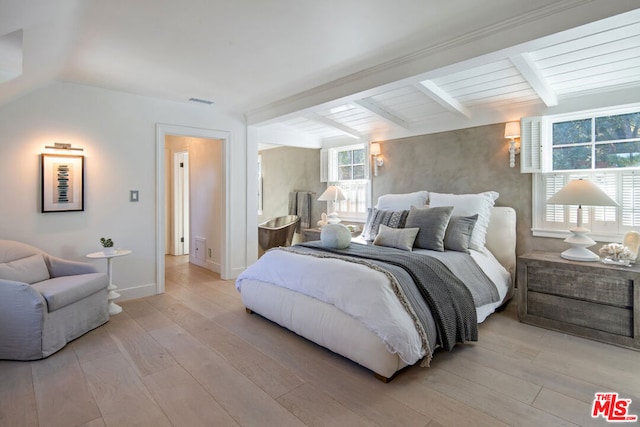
[
  {"xmin": 532, "ymin": 103, "xmax": 640, "ymax": 242},
  {"xmin": 541, "ymin": 103, "xmax": 640, "ymax": 173},
  {"xmin": 323, "ymin": 143, "xmax": 371, "ymax": 222}
]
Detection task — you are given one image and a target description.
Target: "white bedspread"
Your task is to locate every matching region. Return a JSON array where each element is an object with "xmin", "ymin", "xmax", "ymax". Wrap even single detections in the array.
[{"xmin": 236, "ymin": 244, "xmax": 510, "ymax": 365}]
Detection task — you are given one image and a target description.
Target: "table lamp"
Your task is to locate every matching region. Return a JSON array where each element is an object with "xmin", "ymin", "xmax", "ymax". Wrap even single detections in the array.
[
  {"xmin": 546, "ymin": 178, "xmax": 619, "ymax": 261},
  {"xmin": 318, "ymin": 185, "xmax": 347, "ymax": 224}
]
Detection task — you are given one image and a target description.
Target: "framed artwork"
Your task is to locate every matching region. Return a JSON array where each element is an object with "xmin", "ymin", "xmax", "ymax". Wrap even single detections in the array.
[{"xmin": 41, "ymin": 153, "xmax": 85, "ymax": 212}]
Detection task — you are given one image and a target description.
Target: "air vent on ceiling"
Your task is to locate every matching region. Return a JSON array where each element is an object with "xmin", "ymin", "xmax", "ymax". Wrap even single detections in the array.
[{"xmin": 188, "ymin": 97, "xmax": 214, "ymax": 105}]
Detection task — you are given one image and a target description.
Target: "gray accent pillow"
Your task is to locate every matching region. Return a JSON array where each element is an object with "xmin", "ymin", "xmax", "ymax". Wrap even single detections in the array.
[
  {"xmin": 405, "ymin": 206, "xmax": 454, "ymax": 251},
  {"xmin": 444, "ymin": 214, "xmax": 479, "ymax": 253},
  {"xmin": 0, "ymin": 254, "xmax": 50, "ymax": 284},
  {"xmin": 361, "ymin": 208, "xmax": 409, "ymax": 242},
  {"xmin": 373, "ymin": 224, "xmax": 419, "ymax": 251}
]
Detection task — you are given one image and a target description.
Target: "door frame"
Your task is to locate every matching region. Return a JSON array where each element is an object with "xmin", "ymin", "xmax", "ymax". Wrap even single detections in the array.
[{"xmin": 156, "ymin": 124, "xmax": 230, "ymax": 294}]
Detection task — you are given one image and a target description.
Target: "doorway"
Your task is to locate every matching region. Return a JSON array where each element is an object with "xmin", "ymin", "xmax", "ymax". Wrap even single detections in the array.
[{"xmin": 156, "ymin": 124, "xmax": 231, "ymax": 294}]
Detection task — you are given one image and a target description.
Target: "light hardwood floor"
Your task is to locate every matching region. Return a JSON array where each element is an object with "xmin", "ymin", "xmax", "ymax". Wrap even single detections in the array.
[{"xmin": 1, "ymin": 255, "xmax": 639, "ymax": 426}]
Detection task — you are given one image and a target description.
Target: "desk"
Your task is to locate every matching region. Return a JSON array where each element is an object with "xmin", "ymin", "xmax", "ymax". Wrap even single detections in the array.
[{"xmin": 86, "ymin": 249, "xmax": 132, "ymax": 315}]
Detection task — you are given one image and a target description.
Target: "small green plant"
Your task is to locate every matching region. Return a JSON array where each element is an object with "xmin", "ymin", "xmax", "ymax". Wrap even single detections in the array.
[{"xmin": 100, "ymin": 237, "xmax": 114, "ymax": 248}]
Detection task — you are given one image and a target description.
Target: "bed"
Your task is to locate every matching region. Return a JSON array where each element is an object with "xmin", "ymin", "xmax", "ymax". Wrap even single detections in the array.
[{"xmin": 237, "ymin": 191, "xmax": 516, "ymax": 381}]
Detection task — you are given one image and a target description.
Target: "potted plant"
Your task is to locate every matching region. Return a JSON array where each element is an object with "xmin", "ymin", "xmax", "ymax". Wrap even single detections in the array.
[{"xmin": 100, "ymin": 237, "xmax": 115, "ymax": 255}]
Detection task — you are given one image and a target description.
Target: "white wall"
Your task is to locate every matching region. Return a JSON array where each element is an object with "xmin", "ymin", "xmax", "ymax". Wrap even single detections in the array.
[{"xmin": 0, "ymin": 82, "xmax": 247, "ymax": 299}]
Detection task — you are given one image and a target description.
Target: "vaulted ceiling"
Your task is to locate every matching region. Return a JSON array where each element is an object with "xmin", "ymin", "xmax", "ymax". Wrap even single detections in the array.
[
  {"xmin": 254, "ymin": 6, "xmax": 640, "ymax": 147},
  {"xmin": 1, "ymin": 0, "xmax": 639, "ymax": 147}
]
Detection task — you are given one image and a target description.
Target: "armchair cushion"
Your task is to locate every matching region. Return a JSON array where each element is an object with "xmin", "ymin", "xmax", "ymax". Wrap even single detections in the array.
[
  {"xmin": 0, "ymin": 254, "xmax": 50, "ymax": 284},
  {"xmin": 31, "ymin": 273, "xmax": 107, "ymax": 312},
  {"xmin": 45, "ymin": 256, "xmax": 98, "ymax": 277}
]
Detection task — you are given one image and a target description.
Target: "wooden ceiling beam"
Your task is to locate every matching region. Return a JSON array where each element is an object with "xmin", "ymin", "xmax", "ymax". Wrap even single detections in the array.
[
  {"xmin": 510, "ymin": 52, "xmax": 558, "ymax": 107},
  {"xmin": 305, "ymin": 113, "xmax": 362, "ymax": 139},
  {"xmin": 415, "ymin": 80, "xmax": 471, "ymax": 119},
  {"xmin": 354, "ymin": 99, "xmax": 412, "ymax": 130}
]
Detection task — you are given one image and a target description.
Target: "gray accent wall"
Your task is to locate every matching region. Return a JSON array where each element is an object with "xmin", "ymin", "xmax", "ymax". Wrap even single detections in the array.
[
  {"xmin": 372, "ymin": 122, "xmax": 565, "ymax": 256},
  {"xmin": 260, "ymin": 123, "xmax": 567, "ymax": 256},
  {"xmin": 258, "ymin": 146, "xmax": 325, "ymax": 240}
]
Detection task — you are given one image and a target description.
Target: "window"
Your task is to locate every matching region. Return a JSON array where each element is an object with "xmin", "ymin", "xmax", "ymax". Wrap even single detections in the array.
[
  {"xmin": 322, "ymin": 144, "xmax": 370, "ymax": 220},
  {"xmin": 549, "ymin": 111, "xmax": 640, "ymax": 171},
  {"xmin": 532, "ymin": 104, "xmax": 640, "ymax": 241}
]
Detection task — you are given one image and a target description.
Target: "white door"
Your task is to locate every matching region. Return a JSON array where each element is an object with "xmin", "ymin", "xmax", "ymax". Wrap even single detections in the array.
[{"xmin": 173, "ymin": 151, "xmax": 190, "ymax": 255}]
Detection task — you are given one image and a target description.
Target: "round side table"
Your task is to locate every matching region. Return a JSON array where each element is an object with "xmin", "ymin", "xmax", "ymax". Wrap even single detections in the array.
[{"xmin": 86, "ymin": 249, "xmax": 132, "ymax": 315}]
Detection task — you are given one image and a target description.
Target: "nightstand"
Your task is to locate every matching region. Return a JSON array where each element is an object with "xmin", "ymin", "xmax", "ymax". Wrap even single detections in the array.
[
  {"xmin": 518, "ymin": 251, "xmax": 639, "ymax": 350},
  {"xmin": 301, "ymin": 226, "xmax": 361, "ymax": 242},
  {"xmin": 301, "ymin": 228, "xmax": 322, "ymax": 242}
]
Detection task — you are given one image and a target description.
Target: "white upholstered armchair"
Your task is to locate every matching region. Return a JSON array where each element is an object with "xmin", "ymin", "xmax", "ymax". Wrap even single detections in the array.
[{"xmin": 0, "ymin": 240, "xmax": 109, "ymax": 360}]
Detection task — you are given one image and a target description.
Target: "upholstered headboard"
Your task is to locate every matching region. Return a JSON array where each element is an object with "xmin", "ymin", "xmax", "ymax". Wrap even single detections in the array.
[{"xmin": 485, "ymin": 206, "xmax": 517, "ymax": 287}]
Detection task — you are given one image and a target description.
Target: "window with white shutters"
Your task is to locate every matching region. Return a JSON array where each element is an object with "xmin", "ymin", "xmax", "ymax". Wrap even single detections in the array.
[
  {"xmin": 621, "ymin": 171, "xmax": 640, "ymax": 228},
  {"xmin": 534, "ymin": 171, "xmax": 639, "ymax": 240},
  {"xmin": 320, "ymin": 144, "xmax": 370, "ymax": 221},
  {"xmin": 532, "ymin": 104, "xmax": 640, "ymax": 241}
]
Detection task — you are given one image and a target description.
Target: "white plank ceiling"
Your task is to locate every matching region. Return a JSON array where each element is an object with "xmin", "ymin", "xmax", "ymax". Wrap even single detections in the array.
[{"xmin": 257, "ymin": 10, "xmax": 640, "ymax": 146}]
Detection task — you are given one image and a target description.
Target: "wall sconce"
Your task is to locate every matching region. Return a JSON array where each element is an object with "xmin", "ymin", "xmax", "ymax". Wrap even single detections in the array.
[
  {"xmin": 504, "ymin": 121, "xmax": 520, "ymax": 168},
  {"xmin": 370, "ymin": 142, "xmax": 384, "ymax": 176},
  {"xmin": 44, "ymin": 142, "xmax": 84, "ymax": 152}
]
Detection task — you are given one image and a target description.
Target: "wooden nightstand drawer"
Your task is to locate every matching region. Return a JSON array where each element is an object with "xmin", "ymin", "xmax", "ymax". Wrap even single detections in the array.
[
  {"xmin": 527, "ymin": 292, "xmax": 633, "ymax": 337},
  {"xmin": 518, "ymin": 251, "xmax": 640, "ymax": 350},
  {"xmin": 527, "ymin": 266, "xmax": 633, "ymax": 308}
]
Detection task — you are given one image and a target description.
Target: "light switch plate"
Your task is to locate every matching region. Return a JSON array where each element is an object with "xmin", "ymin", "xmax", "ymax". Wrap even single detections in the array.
[{"xmin": 130, "ymin": 190, "xmax": 139, "ymax": 202}]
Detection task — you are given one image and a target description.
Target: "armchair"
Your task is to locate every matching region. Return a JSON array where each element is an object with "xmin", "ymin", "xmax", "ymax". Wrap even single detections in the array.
[{"xmin": 0, "ymin": 240, "xmax": 109, "ymax": 360}]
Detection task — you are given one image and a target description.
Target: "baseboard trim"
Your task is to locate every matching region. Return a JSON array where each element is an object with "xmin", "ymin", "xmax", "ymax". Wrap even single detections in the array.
[
  {"xmin": 117, "ymin": 283, "xmax": 156, "ymax": 301},
  {"xmin": 189, "ymin": 256, "xmax": 221, "ymax": 274}
]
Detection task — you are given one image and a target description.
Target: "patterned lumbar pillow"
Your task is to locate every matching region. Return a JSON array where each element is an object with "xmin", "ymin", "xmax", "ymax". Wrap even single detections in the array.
[
  {"xmin": 321, "ymin": 224, "xmax": 352, "ymax": 249},
  {"xmin": 360, "ymin": 208, "xmax": 409, "ymax": 242}
]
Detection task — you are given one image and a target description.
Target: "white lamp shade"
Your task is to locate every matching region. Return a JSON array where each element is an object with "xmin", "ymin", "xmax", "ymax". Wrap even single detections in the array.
[
  {"xmin": 318, "ymin": 185, "xmax": 347, "ymax": 202},
  {"xmin": 370, "ymin": 143, "xmax": 381, "ymax": 156},
  {"xmin": 504, "ymin": 121, "xmax": 521, "ymax": 139},
  {"xmin": 546, "ymin": 179, "xmax": 619, "ymax": 207}
]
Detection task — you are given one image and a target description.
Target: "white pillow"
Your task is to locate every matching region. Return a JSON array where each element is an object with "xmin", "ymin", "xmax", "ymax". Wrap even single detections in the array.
[
  {"xmin": 375, "ymin": 191, "xmax": 428, "ymax": 211},
  {"xmin": 0, "ymin": 254, "xmax": 50, "ymax": 284},
  {"xmin": 428, "ymin": 191, "xmax": 499, "ymax": 251}
]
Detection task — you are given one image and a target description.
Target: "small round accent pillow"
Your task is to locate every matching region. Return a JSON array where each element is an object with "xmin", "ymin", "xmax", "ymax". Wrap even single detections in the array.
[{"xmin": 320, "ymin": 224, "xmax": 351, "ymax": 249}]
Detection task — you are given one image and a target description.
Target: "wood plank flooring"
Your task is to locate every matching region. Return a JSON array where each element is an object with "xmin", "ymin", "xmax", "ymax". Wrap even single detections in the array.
[{"xmin": 1, "ymin": 255, "xmax": 639, "ymax": 426}]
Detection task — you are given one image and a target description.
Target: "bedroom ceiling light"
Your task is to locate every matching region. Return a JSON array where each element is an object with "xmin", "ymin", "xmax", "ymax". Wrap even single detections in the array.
[
  {"xmin": 318, "ymin": 185, "xmax": 347, "ymax": 224},
  {"xmin": 504, "ymin": 121, "xmax": 520, "ymax": 168},
  {"xmin": 370, "ymin": 143, "xmax": 384, "ymax": 176},
  {"xmin": 546, "ymin": 178, "xmax": 619, "ymax": 261}
]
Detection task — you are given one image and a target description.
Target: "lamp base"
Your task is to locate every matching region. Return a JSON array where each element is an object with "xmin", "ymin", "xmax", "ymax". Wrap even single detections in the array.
[
  {"xmin": 560, "ymin": 247, "xmax": 599, "ymax": 262},
  {"xmin": 560, "ymin": 228, "xmax": 599, "ymax": 262},
  {"xmin": 326, "ymin": 212, "xmax": 341, "ymax": 224}
]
